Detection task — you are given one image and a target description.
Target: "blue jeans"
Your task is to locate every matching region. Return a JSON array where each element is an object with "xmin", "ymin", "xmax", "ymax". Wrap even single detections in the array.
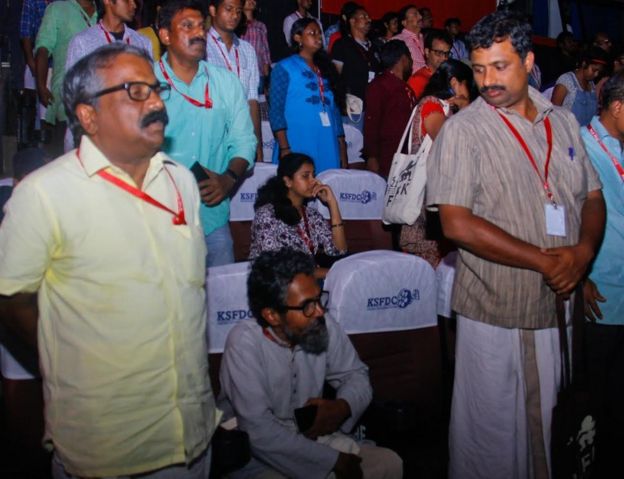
[{"xmin": 205, "ymin": 224, "xmax": 235, "ymax": 267}]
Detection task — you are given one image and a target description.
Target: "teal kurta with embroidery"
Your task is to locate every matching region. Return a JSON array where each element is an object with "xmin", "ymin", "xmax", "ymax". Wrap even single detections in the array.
[{"xmin": 155, "ymin": 55, "xmax": 256, "ymax": 236}]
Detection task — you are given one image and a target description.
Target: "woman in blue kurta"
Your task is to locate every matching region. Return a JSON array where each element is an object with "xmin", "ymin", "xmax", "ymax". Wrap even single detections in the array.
[{"xmin": 269, "ymin": 18, "xmax": 347, "ymax": 173}]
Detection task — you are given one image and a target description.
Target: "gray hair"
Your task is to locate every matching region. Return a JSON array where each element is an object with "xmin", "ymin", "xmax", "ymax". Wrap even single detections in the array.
[{"xmin": 63, "ymin": 43, "xmax": 153, "ymax": 142}]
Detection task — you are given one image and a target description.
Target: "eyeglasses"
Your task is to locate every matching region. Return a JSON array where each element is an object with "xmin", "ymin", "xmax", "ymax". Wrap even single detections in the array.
[
  {"xmin": 92, "ymin": 81, "xmax": 171, "ymax": 101},
  {"xmin": 282, "ymin": 291, "xmax": 329, "ymax": 318},
  {"xmin": 430, "ymin": 48, "xmax": 451, "ymax": 57}
]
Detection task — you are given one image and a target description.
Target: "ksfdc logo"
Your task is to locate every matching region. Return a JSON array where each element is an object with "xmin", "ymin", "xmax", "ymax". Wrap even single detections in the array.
[
  {"xmin": 340, "ymin": 190, "xmax": 377, "ymax": 204},
  {"xmin": 239, "ymin": 192, "xmax": 257, "ymax": 203},
  {"xmin": 217, "ymin": 309, "xmax": 254, "ymax": 324},
  {"xmin": 366, "ymin": 288, "xmax": 420, "ymax": 311}
]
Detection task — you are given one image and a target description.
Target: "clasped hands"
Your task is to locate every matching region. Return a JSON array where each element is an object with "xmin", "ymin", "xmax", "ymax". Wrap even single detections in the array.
[{"xmin": 539, "ymin": 243, "xmax": 593, "ymax": 298}]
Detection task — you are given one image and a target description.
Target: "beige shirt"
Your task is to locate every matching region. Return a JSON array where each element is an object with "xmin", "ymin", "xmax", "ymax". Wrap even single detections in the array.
[
  {"xmin": 0, "ymin": 136, "xmax": 217, "ymax": 477},
  {"xmin": 427, "ymin": 87, "xmax": 602, "ymax": 329}
]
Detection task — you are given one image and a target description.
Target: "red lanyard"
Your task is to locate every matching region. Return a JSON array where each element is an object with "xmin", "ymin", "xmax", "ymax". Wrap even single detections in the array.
[
  {"xmin": 210, "ymin": 35, "xmax": 240, "ymax": 78},
  {"xmin": 587, "ymin": 124, "xmax": 624, "ymax": 183},
  {"xmin": 498, "ymin": 112, "xmax": 555, "ymax": 202},
  {"xmin": 312, "ymin": 66, "xmax": 326, "ymax": 110},
  {"xmin": 297, "ymin": 209, "xmax": 315, "ymax": 254},
  {"xmin": 76, "ymin": 149, "xmax": 186, "ymax": 225},
  {"xmin": 158, "ymin": 60, "xmax": 213, "ymax": 109},
  {"xmin": 98, "ymin": 22, "xmax": 130, "ymax": 45}
]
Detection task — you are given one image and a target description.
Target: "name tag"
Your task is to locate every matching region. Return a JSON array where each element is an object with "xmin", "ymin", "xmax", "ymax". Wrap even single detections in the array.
[
  {"xmin": 545, "ymin": 203, "xmax": 566, "ymax": 237},
  {"xmin": 319, "ymin": 111, "xmax": 331, "ymax": 127}
]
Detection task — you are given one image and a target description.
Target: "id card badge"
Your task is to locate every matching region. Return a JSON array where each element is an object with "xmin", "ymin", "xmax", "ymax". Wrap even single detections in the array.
[
  {"xmin": 545, "ymin": 203, "xmax": 566, "ymax": 237},
  {"xmin": 368, "ymin": 71, "xmax": 375, "ymax": 83},
  {"xmin": 319, "ymin": 111, "xmax": 331, "ymax": 127}
]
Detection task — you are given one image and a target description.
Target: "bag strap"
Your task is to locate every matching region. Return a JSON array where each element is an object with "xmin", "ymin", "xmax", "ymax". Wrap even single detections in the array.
[
  {"xmin": 555, "ymin": 295, "xmax": 571, "ymax": 389},
  {"xmin": 396, "ymin": 105, "xmax": 420, "ymax": 155}
]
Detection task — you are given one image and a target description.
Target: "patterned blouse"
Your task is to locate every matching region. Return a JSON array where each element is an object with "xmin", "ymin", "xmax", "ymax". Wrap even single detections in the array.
[{"xmin": 249, "ymin": 203, "xmax": 343, "ymax": 259}]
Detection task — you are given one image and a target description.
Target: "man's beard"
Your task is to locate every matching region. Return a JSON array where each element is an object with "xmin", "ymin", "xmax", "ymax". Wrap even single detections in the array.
[{"xmin": 284, "ymin": 317, "xmax": 329, "ymax": 354}]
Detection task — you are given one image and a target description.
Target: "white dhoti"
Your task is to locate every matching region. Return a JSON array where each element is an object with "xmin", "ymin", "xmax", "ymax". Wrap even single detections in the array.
[{"xmin": 449, "ymin": 314, "xmax": 569, "ymax": 479}]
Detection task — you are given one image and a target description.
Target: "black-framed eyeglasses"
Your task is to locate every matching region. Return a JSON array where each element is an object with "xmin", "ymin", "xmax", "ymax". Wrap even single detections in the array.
[
  {"xmin": 92, "ymin": 81, "xmax": 171, "ymax": 101},
  {"xmin": 282, "ymin": 290, "xmax": 329, "ymax": 318},
  {"xmin": 430, "ymin": 48, "xmax": 451, "ymax": 57}
]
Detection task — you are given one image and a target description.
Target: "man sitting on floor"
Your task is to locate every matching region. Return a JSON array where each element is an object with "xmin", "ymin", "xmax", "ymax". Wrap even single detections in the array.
[{"xmin": 219, "ymin": 248, "xmax": 403, "ymax": 478}]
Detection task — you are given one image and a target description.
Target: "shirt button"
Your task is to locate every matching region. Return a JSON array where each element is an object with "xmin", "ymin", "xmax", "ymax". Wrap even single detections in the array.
[{"xmin": 191, "ymin": 131, "xmax": 195, "ymax": 137}]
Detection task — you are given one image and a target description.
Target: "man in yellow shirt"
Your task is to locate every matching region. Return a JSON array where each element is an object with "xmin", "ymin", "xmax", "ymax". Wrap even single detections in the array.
[{"xmin": 0, "ymin": 43, "xmax": 217, "ymax": 478}]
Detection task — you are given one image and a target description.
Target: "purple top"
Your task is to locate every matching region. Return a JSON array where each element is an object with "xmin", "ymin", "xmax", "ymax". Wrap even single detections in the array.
[{"xmin": 249, "ymin": 203, "xmax": 343, "ymax": 259}]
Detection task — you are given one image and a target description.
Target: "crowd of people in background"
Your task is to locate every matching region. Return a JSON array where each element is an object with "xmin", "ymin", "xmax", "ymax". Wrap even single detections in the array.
[{"xmin": 0, "ymin": 1, "xmax": 623, "ymax": 479}]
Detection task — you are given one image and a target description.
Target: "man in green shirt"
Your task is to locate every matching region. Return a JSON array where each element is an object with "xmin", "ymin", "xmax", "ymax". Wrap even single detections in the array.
[{"xmin": 35, "ymin": 0, "xmax": 97, "ymax": 156}]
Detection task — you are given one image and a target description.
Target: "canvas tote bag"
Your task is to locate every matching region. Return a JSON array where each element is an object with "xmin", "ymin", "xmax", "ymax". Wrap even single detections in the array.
[{"xmin": 382, "ymin": 101, "xmax": 448, "ymax": 225}]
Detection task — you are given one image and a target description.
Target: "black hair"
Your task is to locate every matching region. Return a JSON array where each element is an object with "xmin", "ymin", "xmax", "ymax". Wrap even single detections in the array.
[
  {"xmin": 556, "ymin": 30, "xmax": 575, "ymax": 46},
  {"xmin": 141, "ymin": 0, "xmax": 166, "ymax": 28},
  {"xmin": 247, "ymin": 248, "xmax": 316, "ymax": 327},
  {"xmin": 579, "ymin": 46, "xmax": 609, "ymax": 69},
  {"xmin": 424, "ymin": 29, "xmax": 453, "ymax": 50},
  {"xmin": 397, "ymin": 4, "xmax": 418, "ymax": 33},
  {"xmin": 380, "ymin": 39, "xmax": 410, "ymax": 70},
  {"xmin": 338, "ymin": 2, "xmax": 364, "ymax": 36},
  {"xmin": 63, "ymin": 43, "xmax": 153, "ymax": 141},
  {"xmin": 466, "ymin": 10, "xmax": 532, "ymax": 60},
  {"xmin": 12, "ymin": 148, "xmax": 48, "ymax": 181},
  {"xmin": 422, "ymin": 58, "xmax": 477, "ymax": 101},
  {"xmin": 158, "ymin": 0, "xmax": 206, "ymax": 30},
  {"xmin": 444, "ymin": 17, "xmax": 461, "ymax": 29},
  {"xmin": 290, "ymin": 18, "xmax": 344, "ymax": 111},
  {"xmin": 601, "ymin": 70, "xmax": 624, "ymax": 110},
  {"xmin": 380, "ymin": 11, "xmax": 398, "ymax": 35},
  {"xmin": 254, "ymin": 153, "xmax": 315, "ymax": 225}
]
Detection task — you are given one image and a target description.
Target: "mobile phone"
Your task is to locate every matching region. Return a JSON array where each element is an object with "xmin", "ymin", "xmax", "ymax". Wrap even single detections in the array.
[
  {"xmin": 294, "ymin": 404, "xmax": 318, "ymax": 432},
  {"xmin": 190, "ymin": 161, "xmax": 210, "ymax": 183}
]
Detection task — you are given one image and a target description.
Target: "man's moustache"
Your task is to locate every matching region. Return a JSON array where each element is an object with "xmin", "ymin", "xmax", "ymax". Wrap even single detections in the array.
[
  {"xmin": 480, "ymin": 85, "xmax": 506, "ymax": 94},
  {"xmin": 190, "ymin": 37, "xmax": 206, "ymax": 46},
  {"xmin": 141, "ymin": 109, "xmax": 169, "ymax": 128}
]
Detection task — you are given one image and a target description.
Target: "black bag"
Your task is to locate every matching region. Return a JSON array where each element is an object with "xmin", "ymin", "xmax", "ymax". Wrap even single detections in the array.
[
  {"xmin": 550, "ymin": 287, "xmax": 597, "ymax": 479},
  {"xmin": 210, "ymin": 426, "xmax": 251, "ymax": 477}
]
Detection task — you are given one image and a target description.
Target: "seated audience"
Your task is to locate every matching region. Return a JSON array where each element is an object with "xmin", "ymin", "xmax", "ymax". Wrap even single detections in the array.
[
  {"xmin": 219, "ymin": 248, "xmax": 403, "ymax": 479},
  {"xmin": 374, "ymin": 11, "xmax": 399, "ymax": 48},
  {"xmin": 444, "ymin": 17, "xmax": 468, "ymax": 62},
  {"xmin": 250, "ymin": 153, "xmax": 346, "ymax": 278},
  {"xmin": 269, "ymin": 18, "xmax": 347, "ymax": 171},
  {"xmin": 400, "ymin": 59, "xmax": 476, "ymax": 267},
  {"xmin": 551, "ymin": 47, "xmax": 608, "ymax": 126},
  {"xmin": 408, "ymin": 29, "xmax": 453, "ymax": 99},
  {"xmin": 542, "ymin": 31, "xmax": 579, "ymax": 87},
  {"xmin": 364, "ymin": 40, "xmax": 417, "ymax": 177}
]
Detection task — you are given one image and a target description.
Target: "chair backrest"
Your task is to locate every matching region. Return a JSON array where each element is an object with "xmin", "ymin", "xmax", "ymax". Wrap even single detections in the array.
[
  {"xmin": 206, "ymin": 262, "xmax": 254, "ymax": 395},
  {"xmin": 230, "ymin": 163, "xmax": 277, "ymax": 222},
  {"xmin": 324, "ymin": 251, "xmax": 442, "ymax": 407},
  {"xmin": 229, "ymin": 163, "xmax": 277, "ymax": 261},
  {"xmin": 260, "ymin": 120, "xmax": 275, "ymax": 161},
  {"xmin": 314, "ymin": 169, "xmax": 386, "ymax": 220}
]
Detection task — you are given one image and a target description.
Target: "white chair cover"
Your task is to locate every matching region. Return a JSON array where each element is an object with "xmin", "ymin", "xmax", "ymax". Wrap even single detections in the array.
[
  {"xmin": 206, "ymin": 261, "xmax": 254, "ymax": 353},
  {"xmin": 436, "ymin": 252, "xmax": 458, "ymax": 319},
  {"xmin": 343, "ymin": 123, "xmax": 365, "ymax": 164},
  {"xmin": 229, "ymin": 163, "xmax": 277, "ymax": 221},
  {"xmin": 314, "ymin": 169, "xmax": 386, "ymax": 220},
  {"xmin": 261, "ymin": 120, "xmax": 276, "ymax": 162},
  {"xmin": 324, "ymin": 250, "xmax": 437, "ymax": 334}
]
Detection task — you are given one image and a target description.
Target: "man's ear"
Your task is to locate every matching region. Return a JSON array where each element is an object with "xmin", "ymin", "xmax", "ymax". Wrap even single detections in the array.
[
  {"xmin": 75, "ymin": 104, "xmax": 98, "ymax": 136},
  {"xmin": 158, "ymin": 27, "xmax": 170, "ymax": 46},
  {"xmin": 524, "ymin": 51, "xmax": 535, "ymax": 74},
  {"xmin": 261, "ymin": 307, "xmax": 282, "ymax": 328},
  {"xmin": 208, "ymin": 5, "xmax": 216, "ymax": 18}
]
